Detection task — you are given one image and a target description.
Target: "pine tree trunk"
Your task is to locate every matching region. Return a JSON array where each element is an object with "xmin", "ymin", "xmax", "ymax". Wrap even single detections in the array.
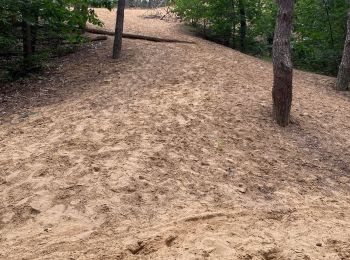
[
  {"xmin": 230, "ymin": 0, "xmax": 236, "ymax": 49},
  {"xmin": 272, "ymin": 0, "xmax": 294, "ymax": 127},
  {"xmin": 22, "ymin": 20, "xmax": 32, "ymax": 59},
  {"xmin": 31, "ymin": 12, "xmax": 39, "ymax": 53},
  {"xmin": 336, "ymin": 11, "xmax": 350, "ymax": 91},
  {"xmin": 21, "ymin": 1, "xmax": 34, "ymax": 61},
  {"xmin": 238, "ymin": 0, "xmax": 247, "ymax": 52},
  {"xmin": 112, "ymin": 0, "xmax": 126, "ymax": 59}
]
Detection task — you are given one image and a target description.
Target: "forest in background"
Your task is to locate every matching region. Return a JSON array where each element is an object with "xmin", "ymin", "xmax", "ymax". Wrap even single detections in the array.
[
  {"xmin": 174, "ymin": 0, "xmax": 348, "ymax": 76},
  {"xmin": 0, "ymin": 0, "xmax": 349, "ymax": 80},
  {"xmin": 0, "ymin": 0, "xmax": 117, "ymax": 81}
]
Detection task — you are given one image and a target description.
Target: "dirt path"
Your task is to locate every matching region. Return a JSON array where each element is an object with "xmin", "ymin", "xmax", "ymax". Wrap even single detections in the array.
[{"xmin": 1, "ymin": 9, "xmax": 350, "ymax": 260}]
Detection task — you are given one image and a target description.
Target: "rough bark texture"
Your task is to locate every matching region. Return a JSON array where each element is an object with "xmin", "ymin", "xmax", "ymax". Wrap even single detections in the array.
[
  {"xmin": 336, "ymin": 11, "xmax": 350, "ymax": 91},
  {"xmin": 272, "ymin": 0, "xmax": 294, "ymax": 127},
  {"xmin": 112, "ymin": 0, "xmax": 126, "ymax": 59},
  {"xmin": 21, "ymin": 3, "xmax": 37, "ymax": 60}
]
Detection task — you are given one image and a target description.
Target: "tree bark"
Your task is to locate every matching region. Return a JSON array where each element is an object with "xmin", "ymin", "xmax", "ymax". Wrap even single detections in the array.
[
  {"xmin": 22, "ymin": 20, "xmax": 33, "ymax": 59},
  {"xmin": 21, "ymin": 1, "xmax": 34, "ymax": 61},
  {"xmin": 272, "ymin": 0, "xmax": 294, "ymax": 127},
  {"xmin": 86, "ymin": 27, "xmax": 196, "ymax": 44},
  {"xmin": 31, "ymin": 11, "xmax": 39, "ymax": 53},
  {"xmin": 336, "ymin": 11, "xmax": 350, "ymax": 91},
  {"xmin": 230, "ymin": 0, "xmax": 236, "ymax": 49},
  {"xmin": 112, "ymin": 0, "xmax": 126, "ymax": 59},
  {"xmin": 323, "ymin": 0, "xmax": 335, "ymax": 48},
  {"xmin": 238, "ymin": 0, "xmax": 247, "ymax": 52}
]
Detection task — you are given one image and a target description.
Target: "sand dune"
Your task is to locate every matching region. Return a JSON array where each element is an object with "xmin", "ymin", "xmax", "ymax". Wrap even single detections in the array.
[{"xmin": 1, "ymin": 9, "xmax": 350, "ymax": 260}]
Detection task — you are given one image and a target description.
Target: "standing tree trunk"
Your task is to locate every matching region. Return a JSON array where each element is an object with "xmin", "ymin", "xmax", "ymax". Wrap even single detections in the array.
[
  {"xmin": 22, "ymin": 20, "xmax": 32, "ymax": 60},
  {"xmin": 238, "ymin": 0, "xmax": 247, "ymax": 52},
  {"xmin": 113, "ymin": 0, "xmax": 126, "ymax": 59},
  {"xmin": 336, "ymin": 11, "xmax": 350, "ymax": 91},
  {"xmin": 31, "ymin": 11, "xmax": 39, "ymax": 54},
  {"xmin": 21, "ymin": 0, "xmax": 33, "ymax": 60},
  {"xmin": 230, "ymin": 0, "xmax": 236, "ymax": 49},
  {"xmin": 272, "ymin": 0, "xmax": 294, "ymax": 127},
  {"xmin": 22, "ymin": 21, "xmax": 33, "ymax": 59},
  {"xmin": 323, "ymin": 0, "xmax": 335, "ymax": 48}
]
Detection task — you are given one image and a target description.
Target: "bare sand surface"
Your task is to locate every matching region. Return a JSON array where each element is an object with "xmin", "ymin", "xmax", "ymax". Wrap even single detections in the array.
[{"xmin": 1, "ymin": 8, "xmax": 350, "ymax": 260}]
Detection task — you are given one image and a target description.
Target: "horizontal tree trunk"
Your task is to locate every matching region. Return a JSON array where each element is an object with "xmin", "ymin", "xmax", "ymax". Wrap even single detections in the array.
[
  {"xmin": 86, "ymin": 27, "xmax": 196, "ymax": 44},
  {"xmin": 64, "ymin": 35, "xmax": 108, "ymax": 44},
  {"xmin": 89, "ymin": 35, "xmax": 108, "ymax": 42}
]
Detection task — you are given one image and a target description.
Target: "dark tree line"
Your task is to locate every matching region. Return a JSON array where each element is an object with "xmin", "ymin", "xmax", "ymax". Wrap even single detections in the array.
[
  {"xmin": 0, "ymin": 0, "xmax": 116, "ymax": 80},
  {"xmin": 174, "ymin": 0, "xmax": 349, "ymax": 77}
]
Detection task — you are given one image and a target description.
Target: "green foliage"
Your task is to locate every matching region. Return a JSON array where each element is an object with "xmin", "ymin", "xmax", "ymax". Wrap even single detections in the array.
[
  {"xmin": 174, "ymin": 0, "xmax": 349, "ymax": 76},
  {"xmin": 0, "ymin": 0, "xmax": 117, "ymax": 81},
  {"xmin": 292, "ymin": 0, "xmax": 348, "ymax": 75}
]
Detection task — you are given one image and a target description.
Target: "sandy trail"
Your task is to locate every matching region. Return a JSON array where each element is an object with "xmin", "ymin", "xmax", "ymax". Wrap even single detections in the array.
[{"xmin": 1, "ymin": 9, "xmax": 350, "ymax": 260}]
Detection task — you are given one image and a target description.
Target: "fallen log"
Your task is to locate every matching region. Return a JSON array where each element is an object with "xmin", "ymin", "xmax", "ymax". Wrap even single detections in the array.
[
  {"xmin": 86, "ymin": 27, "xmax": 196, "ymax": 44},
  {"xmin": 62, "ymin": 35, "xmax": 108, "ymax": 44},
  {"xmin": 89, "ymin": 35, "xmax": 108, "ymax": 42}
]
